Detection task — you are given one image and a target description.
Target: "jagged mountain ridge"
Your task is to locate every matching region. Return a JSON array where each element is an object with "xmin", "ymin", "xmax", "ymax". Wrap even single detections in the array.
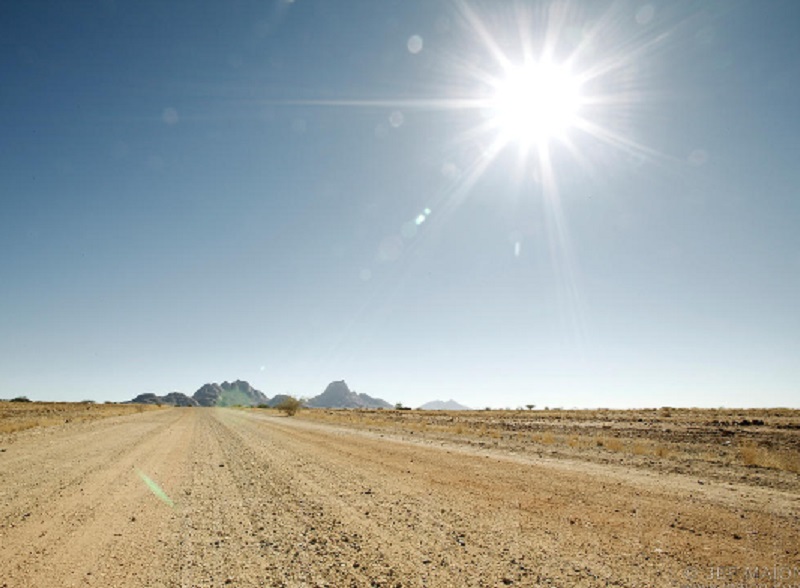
[
  {"xmin": 193, "ymin": 380, "xmax": 269, "ymax": 407},
  {"xmin": 129, "ymin": 392, "xmax": 198, "ymax": 407},
  {"xmin": 130, "ymin": 379, "xmax": 392, "ymax": 409},
  {"xmin": 130, "ymin": 380, "xmax": 268, "ymax": 407}
]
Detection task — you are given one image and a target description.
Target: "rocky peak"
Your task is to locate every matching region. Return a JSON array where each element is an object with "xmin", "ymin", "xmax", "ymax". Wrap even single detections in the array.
[{"xmin": 306, "ymin": 380, "xmax": 391, "ymax": 409}]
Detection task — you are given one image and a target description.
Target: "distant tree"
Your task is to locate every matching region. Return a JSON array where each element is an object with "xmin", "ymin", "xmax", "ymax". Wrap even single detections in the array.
[
  {"xmin": 526, "ymin": 404, "xmax": 535, "ymax": 411},
  {"xmin": 395, "ymin": 402, "xmax": 405, "ymax": 410},
  {"xmin": 276, "ymin": 396, "xmax": 303, "ymax": 417},
  {"xmin": 10, "ymin": 396, "xmax": 31, "ymax": 403}
]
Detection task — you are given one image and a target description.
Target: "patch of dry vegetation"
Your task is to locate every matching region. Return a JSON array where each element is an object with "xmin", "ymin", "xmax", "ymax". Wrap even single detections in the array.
[
  {"xmin": 738, "ymin": 441, "xmax": 800, "ymax": 474},
  {"xmin": 299, "ymin": 407, "xmax": 800, "ymax": 480},
  {"xmin": 0, "ymin": 401, "xmax": 162, "ymax": 435}
]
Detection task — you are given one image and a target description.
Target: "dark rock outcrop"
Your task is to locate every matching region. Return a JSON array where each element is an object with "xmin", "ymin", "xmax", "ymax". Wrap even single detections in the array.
[
  {"xmin": 162, "ymin": 392, "xmax": 199, "ymax": 407},
  {"xmin": 192, "ymin": 383, "xmax": 224, "ymax": 407},
  {"xmin": 129, "ymin": 393, "xmax": 161, "ymax": 405},
  {"xmin": 193, "ymin": 380, "xmax": 269, "ymax": 407},
  {"xmin": 130, "ymin": 379, "xmax": 391, "ymax": 409},
  {"xmin": 306, "ymin": 380, "xmax": 392, "ymax": 409},
  {"xmin": 130, "ymin": 380, "xmax": 269, "ymax": 407},
  {"xmin": 129, "ymin": 392, "xmax": 197, "ymax": 406}
]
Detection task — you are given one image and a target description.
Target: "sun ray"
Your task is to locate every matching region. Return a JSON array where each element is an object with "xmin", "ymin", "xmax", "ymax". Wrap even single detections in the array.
[{"xmin": 454, "ymin": 0, "xmax": 514, "ymax": 72}]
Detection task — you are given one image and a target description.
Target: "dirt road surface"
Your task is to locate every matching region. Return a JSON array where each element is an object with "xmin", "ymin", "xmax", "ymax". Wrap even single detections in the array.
[{"xmin": 1, "ymin": 408, "xmax": 797, "ymax": 587}]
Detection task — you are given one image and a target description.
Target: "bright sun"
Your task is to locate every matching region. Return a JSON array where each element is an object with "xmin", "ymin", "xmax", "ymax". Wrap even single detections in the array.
[{"xmin": 490, "ymin": 62, "xmax": 582, "ymax": 147}]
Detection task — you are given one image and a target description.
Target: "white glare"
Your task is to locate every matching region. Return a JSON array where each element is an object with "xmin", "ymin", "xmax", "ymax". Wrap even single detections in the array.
[{"xmin": 491, "ymin": 63, "xmax": 581, "ymax": 146}]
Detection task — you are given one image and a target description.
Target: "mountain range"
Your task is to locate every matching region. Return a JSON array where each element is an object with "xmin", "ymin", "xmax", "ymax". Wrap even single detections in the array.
[{"xmin": 129, "ymin": 379, "xmax": 391, "ymax": 409}]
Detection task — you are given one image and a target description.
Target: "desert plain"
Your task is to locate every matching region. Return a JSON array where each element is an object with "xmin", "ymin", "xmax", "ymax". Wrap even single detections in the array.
[{"xmin": 0, "ymin": 402, "xmax": 798, "ymax": 587}]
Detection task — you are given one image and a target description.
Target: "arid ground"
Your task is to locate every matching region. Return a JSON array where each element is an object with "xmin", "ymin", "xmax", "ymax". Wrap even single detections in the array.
[{"xmin": 1, "ymin": 404, "xmax": 798, "ymax": 587}]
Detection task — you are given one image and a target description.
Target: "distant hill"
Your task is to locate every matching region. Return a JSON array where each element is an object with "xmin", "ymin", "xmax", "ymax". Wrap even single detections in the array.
[
  {"xmin": 418, "ymin": 399, "xmax": 472, "ymax": 411},
  {"xmin": 306, "ymin": 380, "xmax": 392, "ymax": 409}
]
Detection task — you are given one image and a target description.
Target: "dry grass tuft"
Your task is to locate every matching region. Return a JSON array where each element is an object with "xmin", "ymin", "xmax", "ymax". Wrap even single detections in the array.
[
  {"xmin": 739, "ymin": 442, "xmax": 800, "ymax": 474},
  {"xmin": 654, "ymin": 444, "xmax": 672, "ymax": 459},
  {"xmin": 597, "ymin": 437, "xmax": 625, "ymax": 452}
]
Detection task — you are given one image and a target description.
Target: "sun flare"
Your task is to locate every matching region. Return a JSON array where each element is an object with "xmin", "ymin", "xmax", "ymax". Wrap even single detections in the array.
[{"xmin": 489, "ymin": 62, "xmax": 582, "ymax": 147}]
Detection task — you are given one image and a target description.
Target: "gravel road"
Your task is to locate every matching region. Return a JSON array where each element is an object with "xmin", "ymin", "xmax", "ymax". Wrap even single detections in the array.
[{"xmin": 1, "ymin": 408, "xmax": 797, "ymax": 587}]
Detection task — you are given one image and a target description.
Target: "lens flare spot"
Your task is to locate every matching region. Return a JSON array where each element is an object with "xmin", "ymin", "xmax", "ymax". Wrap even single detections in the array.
[
  {"xmin": 441, "ymin": 162, "xmax": 461, "ymax": 180},
  {"xmin": 378, "ymin": 236, "xmax": 403, "ymax": 262},
  {"xmin": 162, "ymin": 107, "xmax": 178, "ymax": 125},
  {"xmin": 136, "ymin": 469, "xmax": 174, "ymax": 508},
  {"xmin": 291, "ymin": 118, "xmax": 307, "ymax": 133},
  {"xmin": 635, "ymin": 5, "xmax": 655, "ymax": 25},
  {"xmin": 688, "ymin": 149, "xmax": 708, "ymax": 166},
  {"xmin": 407, "ymin": 35, "xmax": 423, "ymax": 54},
  {"xmin": 389, "ymin": 110, "xmax": 404, "ymax": 128}
]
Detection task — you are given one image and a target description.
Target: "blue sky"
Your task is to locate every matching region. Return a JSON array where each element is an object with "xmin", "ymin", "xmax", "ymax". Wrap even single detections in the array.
[{"xmin": 1, "ymin": 0, "xmax": 798, "ymax": 408}]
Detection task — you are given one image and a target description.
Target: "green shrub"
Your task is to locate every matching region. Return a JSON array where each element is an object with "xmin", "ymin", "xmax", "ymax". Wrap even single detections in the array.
[{"xmin": 275, "ymin": 396, "xmax": 303, "ymax": 417}]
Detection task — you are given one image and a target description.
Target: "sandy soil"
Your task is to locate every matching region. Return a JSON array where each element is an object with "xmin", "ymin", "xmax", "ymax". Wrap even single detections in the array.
[{"xmin": 1, "ymin": 407, "xmax": 797, "ymax": 587}]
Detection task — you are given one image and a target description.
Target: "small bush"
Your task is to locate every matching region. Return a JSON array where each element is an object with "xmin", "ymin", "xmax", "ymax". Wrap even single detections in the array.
[
  {"xmin": 275, "ymin": 396, "xmax": 304, "ymax": 417},
  {"xmin": 10, "ymin": 396, "xmax": 31, "ymax": 403}
]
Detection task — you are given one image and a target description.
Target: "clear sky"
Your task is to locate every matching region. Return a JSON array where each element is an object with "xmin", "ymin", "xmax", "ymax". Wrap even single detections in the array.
[{"xmin": 2, "ymin": 1, "xmax": 798, "ymax": 408}]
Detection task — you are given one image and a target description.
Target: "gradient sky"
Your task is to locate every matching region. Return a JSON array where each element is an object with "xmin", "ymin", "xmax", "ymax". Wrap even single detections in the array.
[{"xmin": 2, "ymin": 1, "xmax": 798, "ymax": 408}]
